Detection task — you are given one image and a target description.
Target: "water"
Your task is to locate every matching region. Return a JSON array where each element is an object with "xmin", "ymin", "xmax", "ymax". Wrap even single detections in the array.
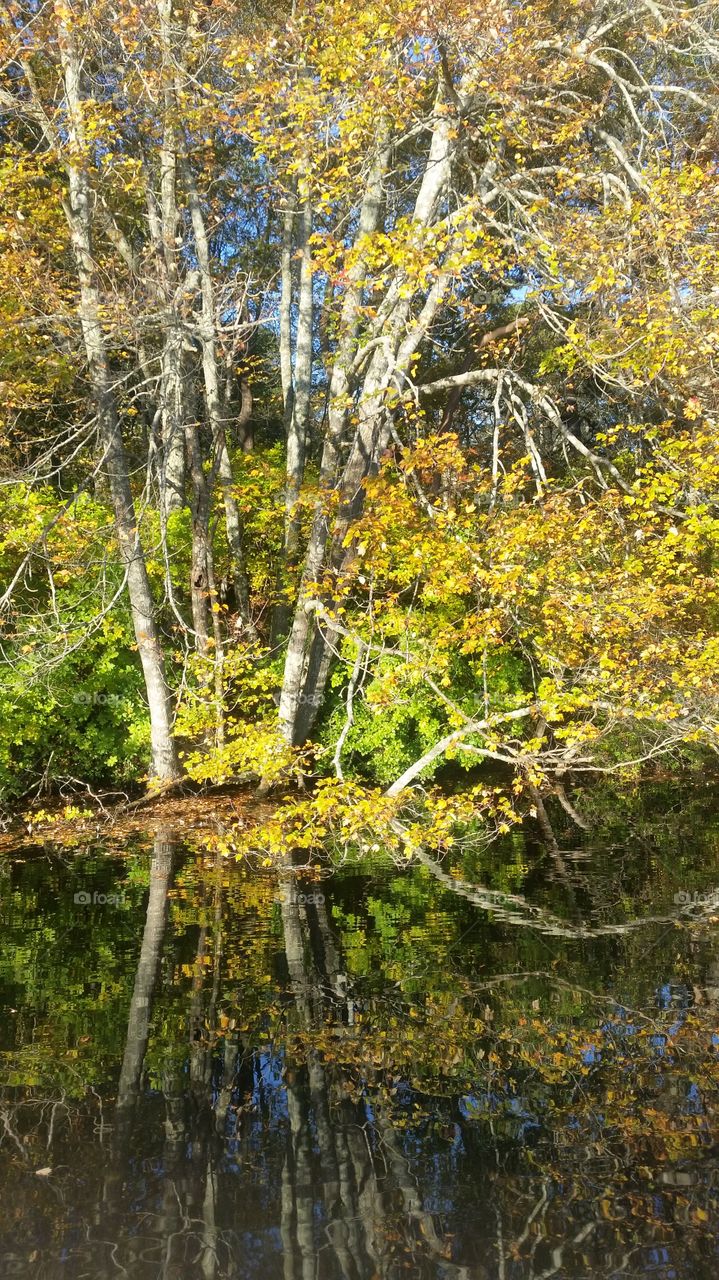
[{"xmin": 1, "ymin": 780, "xmax": 719, "ymax": 1278}]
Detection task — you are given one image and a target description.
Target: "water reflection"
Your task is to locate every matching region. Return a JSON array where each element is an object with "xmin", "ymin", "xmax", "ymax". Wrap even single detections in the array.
[
  {"xmin": 0, "ymin": 787, "xmax": 718, "ymax": 1277},
  {"xmin": 117, "ymin": 828, "xmax": 176, "ymax": 1119}
]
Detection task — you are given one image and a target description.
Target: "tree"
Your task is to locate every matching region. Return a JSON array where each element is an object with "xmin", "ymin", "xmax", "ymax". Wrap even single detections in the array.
[
  {"xmin": 228, "ymin": 0, "xmax": 719, "ymax": 762},
  {"xmin": 1, "ymin": 0, "xmax": 270, "ymax": 787},
  {"xmin": 1, "ymin": 1, "xmax": 181, "ymax": 780}
]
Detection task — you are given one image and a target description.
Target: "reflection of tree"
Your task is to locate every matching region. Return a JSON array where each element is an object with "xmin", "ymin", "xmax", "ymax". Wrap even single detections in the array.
[
  {"xmin": 187, "ymin": 850, "xmax": 227, "ymax": 1280},
  {"xmin": 280, "ymin": 881, "xmax": 374, "ymax": 1280},
  {"xmin": 101, "ymin": 828, "xmax": 178, "ymax": 1278},
  {"xmin": 100, "ymin": 835, "xmax": 251, "ymax": 1278},
  {"xmin": 275, "ymin": 864, "xmax": 719, "ymax": 1280},
  {"xmin": 3, "ymin": 806, "xmax": 719, "ymax": 1279},
  {"xmin": 278, "ymin": 874, "xmax": 479, "ymax": 1280},
  {"xmin": 116, "ymin": 828, "xmax": 176, "ymax": 1118}
]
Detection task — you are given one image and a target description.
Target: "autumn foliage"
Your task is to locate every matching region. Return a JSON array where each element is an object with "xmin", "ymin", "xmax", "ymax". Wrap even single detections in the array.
[{"xmin": 0, "ymin": 0, "xmax": 718, "ymax": 849}]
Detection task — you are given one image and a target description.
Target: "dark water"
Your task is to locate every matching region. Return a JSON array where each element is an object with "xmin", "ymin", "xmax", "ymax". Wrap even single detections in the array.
[{"xmin": 1, "ymin": 781, "xmax": 719, "ymax": 1278}]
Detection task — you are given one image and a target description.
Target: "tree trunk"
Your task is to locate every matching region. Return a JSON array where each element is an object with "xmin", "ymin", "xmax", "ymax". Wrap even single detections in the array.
[
  {"xmin": 160, "ymin": 330, "xmax": 187, "ymax": 516},
  {"xmin": 236, "ymin": 375, "xmax": 254, "ymax": 453},
  {"xmin": 279, "ymin": 190, "xmax": 296, "ymax": 431},
  {"xmin": 57, "ymin": 24, "xmax": 181, "ymax": 783},
  {"xmin": 184, "ymin": 161, "xmax": 256, "ymax": 636},
  {"xmin": 157, "ymin": 0, "xmax": 186, "ymax": 517},
  {"xmin": 272, "ymin": 187, "xmax": 311, "ymax": 644},
  {"xmin": 276, "ymin": 129, "xmax": 391, "ymax": 743},
  {"xmin": 285, "ymin": 194, "xmax": 313, "ymax": 563},
  {"xmin": 277, "ymin": 101, "xmax": 455, "ymax": 746},
  {"xmin": 185, "ymin": 410, "xmax": 212, "ymax": 656}
]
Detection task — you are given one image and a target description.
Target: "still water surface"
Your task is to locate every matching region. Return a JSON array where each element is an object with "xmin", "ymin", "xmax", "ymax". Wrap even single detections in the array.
[{"xmin": 1, "ymin": 781, "xmax": 719, "ymax": 1278}]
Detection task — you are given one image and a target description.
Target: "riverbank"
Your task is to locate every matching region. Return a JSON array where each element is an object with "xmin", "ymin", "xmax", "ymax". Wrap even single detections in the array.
[{"xmin": 0, "ymin": 784, "xmax": 267, "ymax": 854}]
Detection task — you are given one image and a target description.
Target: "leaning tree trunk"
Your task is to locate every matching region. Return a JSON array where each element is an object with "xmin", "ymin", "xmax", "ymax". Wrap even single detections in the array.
[{"xmin": 57, "ymin": 24, "xmax": 180, "ymax": 783}]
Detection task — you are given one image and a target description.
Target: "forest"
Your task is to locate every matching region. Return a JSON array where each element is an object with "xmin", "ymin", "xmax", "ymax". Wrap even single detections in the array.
[{"xmin": 1, "ymin": 0, "xmax": 718, "ymax": 843}]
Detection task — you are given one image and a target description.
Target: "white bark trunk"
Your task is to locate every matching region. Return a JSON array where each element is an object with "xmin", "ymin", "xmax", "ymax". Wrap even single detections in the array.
[
  {"xmin": 184, "ymin": 163, "xmax": 256, "ymax": 634},
  {"xmin": 157, "ymin": 0, "xmax": 186, "ymax": 516},
  {"xmin": 279, "ymin": 191, "xmax": 296, "ymax": 431},
  {"xmin": 278, "ymin": 98, "xmax": 455, "ymax": 745},
  {"xmin": 285, "ymin": 196, "xmax": 313, "ymax": 560},
  {"xmin": 57, "ymin": 24, "xmax": 180, "ymax": 782}
]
